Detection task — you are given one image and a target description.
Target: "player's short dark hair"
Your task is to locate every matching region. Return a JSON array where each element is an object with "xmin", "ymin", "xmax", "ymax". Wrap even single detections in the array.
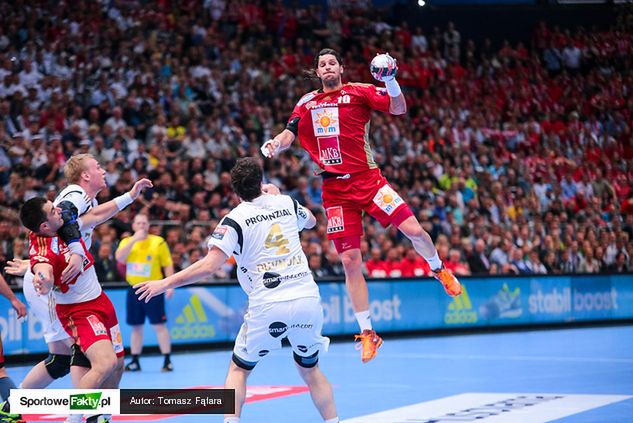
[
  {"xmin": 20, "ymin": 197, "xmax": 48, "ymax": 233},
  {"xmin": 231, "ymin": 157, "xmax": 262, "ymax": 202},
  {"xmin": 313, "ymin": 48, "xmax": 343, "ymax": 69}
]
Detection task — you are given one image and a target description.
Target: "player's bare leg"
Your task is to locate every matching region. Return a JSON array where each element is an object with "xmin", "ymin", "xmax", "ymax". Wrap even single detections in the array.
[
  {"xmin": 398, "ymin": 216, "xmax": 462, "ymax": 296},
  {"xmin": 100, "ymin": 357, "xmax": 124, "ymax": 389},
  {"xmin": 76, "ymin": 340, "xmax": 118, "ymax": 389},
  {"xmin": 295, "ymin": 363, "xmax": 338, "ymax": 422},
  {"xmin": 340, "ymin": 248, "xmax": 382, "ymax": 363},
  {"xmin": 223, "ymin": 360, "xmax": 250, "ymax": 422}
]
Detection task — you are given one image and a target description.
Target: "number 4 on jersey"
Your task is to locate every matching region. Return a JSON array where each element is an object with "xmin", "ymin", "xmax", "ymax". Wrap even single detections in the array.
[{"xmin": 265, "ymin": 224, "xmax": 290, "ymax": 255}]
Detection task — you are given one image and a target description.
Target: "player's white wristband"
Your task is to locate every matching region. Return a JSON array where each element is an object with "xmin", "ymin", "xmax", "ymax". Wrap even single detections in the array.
[
  {"xmin": 115, "ymin": 192, "xmax": 134, "ymax": 210},
  {"xmin": 385, "ymin": 79, "xmax": 402, "ymax": 97},
  {"xmin": 260, "ymin": 139, "xmax": 281, "ymax": 158},
  {"xmin": 68, "ymin": 242, "xmax": 86, "ymax": 258}
]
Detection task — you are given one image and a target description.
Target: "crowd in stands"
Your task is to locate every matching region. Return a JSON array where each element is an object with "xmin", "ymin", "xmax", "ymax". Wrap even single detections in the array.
[{"xmin": 0, "ymin": 0, "xmax": 632, "ymax": 284}]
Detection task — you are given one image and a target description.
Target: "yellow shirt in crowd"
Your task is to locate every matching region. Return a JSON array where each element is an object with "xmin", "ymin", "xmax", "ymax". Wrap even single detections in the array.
[{"xmin": 119, "ymin": 234, "xmax": 173, "ymax": 286}]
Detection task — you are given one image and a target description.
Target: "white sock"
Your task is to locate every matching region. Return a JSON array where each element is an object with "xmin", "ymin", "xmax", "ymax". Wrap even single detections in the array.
[
  {"xmin": 424, "ymin": 251, "xmax": 443, "ymax": 271},
  {"xmin": 224, "ymin": 417, "xmax": 240, "ymax": 423},
  {"xmin": 354, "ymin": 310, "xmax": 372, "ymax": 331},
  {"xmin": 325, "ymin": 418, "xmax": 340, "ymax": 423}
]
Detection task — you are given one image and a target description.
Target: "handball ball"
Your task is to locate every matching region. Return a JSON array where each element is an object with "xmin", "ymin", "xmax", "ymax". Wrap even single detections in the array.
[{"xmin": 370, "ymin": 53, "xmax": 398, "ymax": 82}]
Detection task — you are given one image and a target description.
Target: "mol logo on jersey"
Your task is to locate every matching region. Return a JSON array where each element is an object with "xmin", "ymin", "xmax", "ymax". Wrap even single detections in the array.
[
  {"xmin": 444, "ymin": 285, "xmax": 478, "ymax": 324},
  {"xmin": 311, "ymin": 107, "xmax": 340, "ymax": 136}
]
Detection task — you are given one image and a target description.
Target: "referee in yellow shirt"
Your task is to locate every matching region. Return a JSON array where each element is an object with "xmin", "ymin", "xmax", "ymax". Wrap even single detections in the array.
[{"xmin": 116, "ymin": 213, "xmax": 175, "ymax": 372}]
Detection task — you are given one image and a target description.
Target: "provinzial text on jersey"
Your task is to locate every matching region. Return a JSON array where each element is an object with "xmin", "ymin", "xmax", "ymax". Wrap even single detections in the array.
[{"xmin": 244, "ymin": 209, "xmax": 292, "ymax": 226}]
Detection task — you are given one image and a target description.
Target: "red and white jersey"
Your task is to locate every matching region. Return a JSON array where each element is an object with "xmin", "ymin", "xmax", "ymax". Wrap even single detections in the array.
[
  {"xmin": 290, "ymin": 83, "xmax": 391, "ymax": 175},
  {"xmin": 29, "ymin": 232, "xmax": 101, "ymax": 304}
]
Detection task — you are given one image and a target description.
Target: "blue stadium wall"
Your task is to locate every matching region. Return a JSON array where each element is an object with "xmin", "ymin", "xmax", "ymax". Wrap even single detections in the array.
[{"xmin": 2, "ymin": 274, "xmax": 632, "ymax": 357}]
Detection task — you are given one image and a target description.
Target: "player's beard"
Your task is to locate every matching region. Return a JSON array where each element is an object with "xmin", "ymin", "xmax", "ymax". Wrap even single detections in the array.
[{"xmin": 321, "ymin": 74, "xmax": 341, "ymax": 90}]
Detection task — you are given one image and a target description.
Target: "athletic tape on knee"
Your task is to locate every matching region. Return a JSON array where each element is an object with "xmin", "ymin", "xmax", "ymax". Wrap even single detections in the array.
[
  {"xmin": 70, "ymin": 344, "xmax": 91, "ymax": 368},
  {"xmin": 232, "ymin": 353, "xmax": 257, "ymax": 371},
  {"xmin": 293, "ymin": 351, "xmax": 319, "ymax": 368},
  {"xmin": 44, "ymin": 354, "xmax": 71, "ymax": 379}
]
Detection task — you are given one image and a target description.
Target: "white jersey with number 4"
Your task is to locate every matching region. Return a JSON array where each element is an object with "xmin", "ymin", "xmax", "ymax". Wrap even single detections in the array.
[{"xmin": 208, "ymin": 194, "xmax": 319, "ymax": 308}]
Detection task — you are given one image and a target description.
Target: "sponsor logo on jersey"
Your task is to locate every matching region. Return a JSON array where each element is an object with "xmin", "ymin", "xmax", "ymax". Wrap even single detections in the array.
[
  {"xmin": 110, "ymin": 324, "xmax": 124, "ymax": 354},
  {"xmin": 51, "ymin": 237, "xmax": 59, "ymax": 254},
  {"xmin": 326, "ymin": 206, "xmax": 344, "ymax": 233},
  {"xmin": 317, "ymin": 136, "xmax": 343, "ymax": 165},
  {"xmin": 306, "ymin": 101, "xmax": 339, "ymax": 110},
  {"xmin": 296, "ymin": 92, "xmax": 316, "ymax": 107},
  {"xmin": 211, "ymin": 226, "xmax": 227, "ymax": 240},
  {"xmin": 372, "ymin": 185, "xmax": 404, "ymax": 216},
  {"xmin": 289, "ymin": 323, "xmax": 313, "ymax": 329},
  {"xmin": 297, "ymin": 345, "xmax": 308, "ymax": 353},
  {"xmin": 262, "ymin": 272, "xmax": 282, "ymax": 289},
  {"xmin": 244, "ymin": 209, "xmax": 292, "ymax": 226},
  {"xmin": 256, "ymin": 255, "xmax": 304, "ymax": 272},
  {"xmin": 444, "ymin": 285, "xmax": 478, "ymax": 324},
  {"xmin": 311, "ymin": 107, "xmax": 340, "ymax": 136},
  {"xmin": 268, "ymin": 321, "xmax": 288, "ymax": 338},
  {"xmin": 86, "ymin": 314, "xmax": 107, "ymax": 336}
]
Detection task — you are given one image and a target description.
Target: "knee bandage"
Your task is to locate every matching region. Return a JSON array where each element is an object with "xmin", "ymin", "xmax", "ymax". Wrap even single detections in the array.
[{"xmin": 44, "ymin": 354, "xmax": 71, "ymax": 379}]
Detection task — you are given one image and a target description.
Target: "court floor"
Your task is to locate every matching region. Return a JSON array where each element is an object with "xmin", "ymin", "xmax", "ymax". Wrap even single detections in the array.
[{"xmin": 8, "ymin": 325, "xmax": 633, "ymax": 422}]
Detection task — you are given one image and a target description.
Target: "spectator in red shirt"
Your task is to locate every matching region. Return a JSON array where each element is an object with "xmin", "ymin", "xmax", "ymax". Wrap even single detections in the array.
[
  {"xmin": 400, "ymin": 247, "xmax": 431, "ymax": 277},
  {"xmin": 365, "ymin": 248, "xmax": 388, "ymax": 278}
]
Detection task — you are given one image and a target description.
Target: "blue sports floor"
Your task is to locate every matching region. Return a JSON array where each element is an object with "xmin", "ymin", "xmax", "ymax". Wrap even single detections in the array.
[{"xmin": 8, "ymin": 325, "xmax": 633, "ymax": 422}]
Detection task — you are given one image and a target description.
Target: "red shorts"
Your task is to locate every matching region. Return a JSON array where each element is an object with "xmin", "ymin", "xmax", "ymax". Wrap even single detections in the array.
[
  {"xmin": 322, "ymin": 168, "xmax": 413, "ymax": 240},
  {"xmin": 56, "ymin": 291, "xmax": 124, "ymax": 358}
]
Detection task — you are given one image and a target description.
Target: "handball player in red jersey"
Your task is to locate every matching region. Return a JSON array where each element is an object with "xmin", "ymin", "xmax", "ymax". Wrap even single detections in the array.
[{"xmin": 262, "ymin": 49, "xmax": 462, "ymax": 363}]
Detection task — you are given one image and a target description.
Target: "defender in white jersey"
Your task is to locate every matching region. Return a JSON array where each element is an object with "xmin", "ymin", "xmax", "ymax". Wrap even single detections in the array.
[{"xmin": 136, "ymin": 158, "xmax": 339, "ymax": 423}]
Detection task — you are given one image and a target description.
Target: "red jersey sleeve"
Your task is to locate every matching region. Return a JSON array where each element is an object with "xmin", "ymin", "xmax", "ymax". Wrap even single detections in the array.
[
  {"xmin": 356, "ymin": 83, "xmax": 390, "ymax": 114},
  {"xmin": 29, "ymin": 232, "xmax": 58, "ymax": 273}
]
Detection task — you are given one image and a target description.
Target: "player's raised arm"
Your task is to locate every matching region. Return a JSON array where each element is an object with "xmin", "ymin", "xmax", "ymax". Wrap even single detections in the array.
[
  {"xmin": 370, "ymin": 53, "xmax": 407, "ymax": 115},
  {"xmin": 78, "ymin": 178, "xmax": 153, "ymax": 229}
]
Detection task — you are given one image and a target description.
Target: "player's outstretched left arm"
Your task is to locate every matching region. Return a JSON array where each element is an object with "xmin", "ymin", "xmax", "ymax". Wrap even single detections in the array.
[
  {"xmin": 371, "ymin": 53, "xmax": 407, "ymax": 115},
  {"xmin": 135, "ymin": 246, "xmax": 229, "ymax": 303},
  {"xmin": 79, "ymin": 178, "xmax": 153, "ymax": 229}
]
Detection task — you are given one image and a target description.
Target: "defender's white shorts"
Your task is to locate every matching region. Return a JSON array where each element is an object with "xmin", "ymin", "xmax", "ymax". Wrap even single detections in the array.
[
  {"xmin": 23, "ymin": 269, "xmax": 71, "ymax": 343},
  {"xmin": 233, "ymin": 296, "xmax": 330, "ymax": 364}
]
